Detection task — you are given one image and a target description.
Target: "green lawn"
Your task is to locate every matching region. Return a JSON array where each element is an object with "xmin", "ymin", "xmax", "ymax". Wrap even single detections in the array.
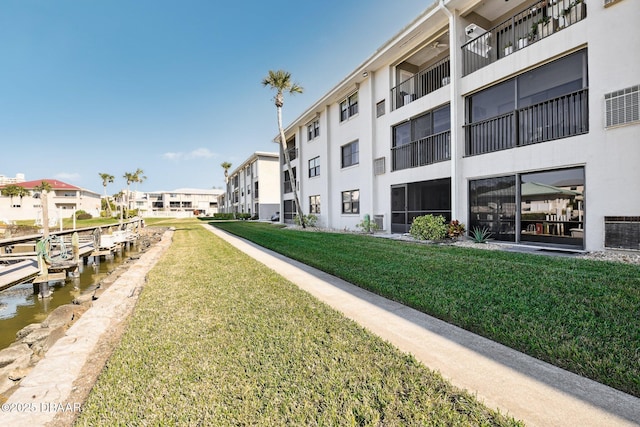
[
  {"xmin": 76, "ymin": 220, "xmax": 521, "ymax": 426},
  {"xmin": 212, "ymin": 221, "xmax": 640, "ymax": 398}
]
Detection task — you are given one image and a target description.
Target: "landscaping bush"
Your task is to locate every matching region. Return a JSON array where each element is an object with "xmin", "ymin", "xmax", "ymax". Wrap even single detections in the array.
[
  {"xmin": 447, "ymin": 220, "xmax": 465, "ymax": 239},
  {"xmin": 75, "ymin": 210, "xmax": 93, "ymax": 220},
  {"xmin": 294, "ymin": 214, "xmax": 318, "ymax": 227},
  {"xmin": 409, "ymin": 214, "xmax": 447, "ymax": 241},
  {"xmin": 212, "ymin": 213, "xmax": 235, "ymax": 220}
]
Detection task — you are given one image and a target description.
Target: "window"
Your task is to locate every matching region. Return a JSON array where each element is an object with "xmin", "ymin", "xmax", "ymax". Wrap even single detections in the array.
[
  {"xmin": 376, "ymin": 100, "xmax": 385, "ymax": 117},
  {"xmin": 391, "ymin": 179, "xmax": 451, "ymax": 234},
  {"xmin": 342, "ymin": 190, "xmax": 359, "ymax": 214},
  {"xmin": 310, "ymin": 195, "xmax": 320, "ymax": 214},
  {"xmin": 605, "ymin": 85, "xmax": 639, "ymax": 128},
  {"xmin": 284, "ymin": 168, "xmax": 296, "ymax": 194},
  {"xmin": 341, "ymin": 141, "xmax": 359, "ymax": 168},
  {"xmin": 391, "ymin": 104, "xmax": 451, "ymax": 171},
  {"xmin": 307, "ymin": 119, "xmax": 320, "ymax": 140},
  {"xmin": 340, "ymin": 92, "xmax": 359, "ymax": 121},
  {"xmin": 466, "ymin": 50, "xmax": 588, "ymax": 155},
  {"xmin": 308, "ymin": 157, "xmax": 320, "ymax": 178}
]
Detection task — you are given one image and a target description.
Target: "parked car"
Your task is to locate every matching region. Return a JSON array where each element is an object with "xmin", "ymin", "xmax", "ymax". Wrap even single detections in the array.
[{"xmin": 270, "ymin": 212, "xmax": 280, "ymax": 221}]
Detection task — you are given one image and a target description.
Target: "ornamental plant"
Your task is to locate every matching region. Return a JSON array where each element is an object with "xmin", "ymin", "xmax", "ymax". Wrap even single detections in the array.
[
  {"xmin": 447, "ymin": 220, "xmax": 466, "ymax": 239},
  {"xmin": 409, "ymin": 214, "xmax": 447, "ymax": 241}
]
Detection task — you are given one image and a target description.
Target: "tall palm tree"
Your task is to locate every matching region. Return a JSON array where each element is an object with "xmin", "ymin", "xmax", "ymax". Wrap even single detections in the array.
[
  {"xmin": 262, "ymin": 69, "xmax": 305, "ymax": 228},
  {"xmin": 34, "ymin": 181, "xmax": 53, "ymax": 237},
  {"xmin": 123, "ymin": 171, "xmax": 136, "ymax": 212},
  {"xmin": 131, "ymin": 168, "xmax": 146, "ymax": 215},
  {"xmin": 99, "ymin": 173, "xmax": 115, "ymax": 217},
  {"xmin": 221, "ymin": 161, "xmax": 232, "ymax": 182}
]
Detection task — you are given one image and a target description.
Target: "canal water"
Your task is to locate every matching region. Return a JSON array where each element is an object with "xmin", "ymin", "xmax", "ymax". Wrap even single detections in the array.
[{"xmin": 0, "ymin": 246, "xmax": 138, "ymax": 350}]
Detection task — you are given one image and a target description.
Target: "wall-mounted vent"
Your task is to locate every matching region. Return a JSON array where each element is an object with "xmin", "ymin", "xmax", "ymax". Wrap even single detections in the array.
[
  {"xmin": 374, "ymin": 157, "xmax": 386, "ymax": 175},
  {"xmin": 605, "ymin": 84, "xmax": 639, "ymax": 128},
  {"xmin": 604, "ymin": 216, "xmax": 640, "ymax": 250}
]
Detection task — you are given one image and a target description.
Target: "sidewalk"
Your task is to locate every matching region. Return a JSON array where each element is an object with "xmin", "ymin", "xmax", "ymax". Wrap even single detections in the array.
[{"xmin": 205, "ymin": 225, "xmax": 640, "ymax": 427}]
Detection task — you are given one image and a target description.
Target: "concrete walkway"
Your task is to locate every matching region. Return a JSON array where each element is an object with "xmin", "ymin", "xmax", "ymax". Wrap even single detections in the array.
[{"xmin": 205, "ymin": 225, "xmax": 640, "ymax": 427}]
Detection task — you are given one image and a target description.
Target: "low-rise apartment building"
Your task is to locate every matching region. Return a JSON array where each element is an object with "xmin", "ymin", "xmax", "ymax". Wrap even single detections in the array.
[
  {"xmin": 220, "ymin": 152, "xmax": 280, "ymax": 220},
  {"xmin": 133, "ymin": 188, "xmax": 224, "ymax": 217},
  {"xmin": 278, "ymin": 0, "xmax": 639, "ymax": 252},
  {"xmin": 0, "ymin": 178, "xmax": 101, "ymax": 223}
]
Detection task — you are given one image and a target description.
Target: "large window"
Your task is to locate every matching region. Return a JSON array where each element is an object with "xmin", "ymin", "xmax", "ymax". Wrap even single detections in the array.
[
  {"xmin": 341, "ymin": 141, "xmax": 359, "ymax": 168},
  {"xmin": 466, "ymin": 49, "xmax": 588, "ymax": 155},
  {"xmin": 308, "ymin": 157, "xmax": 320, "ymax": 178},
  {"xmin": 468, "ymin": 167, "xmax": 585, "ymax": 248},
  {"xmin": 469, "ymin": 176, "xmax": 517, "ymax": 242},
  {"xmin": 520, "ymin": 168, "xmax": 584, "ymax": 248},
  {"xmin": 342, "ymin": 190, "xmax": 359, "ymax": 214},
  {"xmin": 391, "ymin": 179, "xmax": 451, "ymax": 233},
  {"xmin": 283, "ymin": 168, "xmax": 296, "ymax": 194},
  {"xmin": 309, "ymin": 195, "xmax": 320, "ymax": 214},
  {"xmin": 392, "ymin": 104, "xmax": 451, "ymax": 171},
  {"xmin": 340, "ymin": 92, "xmax": 359, "ymax": 122}
]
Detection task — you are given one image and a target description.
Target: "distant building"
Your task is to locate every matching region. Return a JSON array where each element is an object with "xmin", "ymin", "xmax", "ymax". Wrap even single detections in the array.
[
  {"xmin": 0, "ymin": 178, "xmax": 101, "ymax": 223},
  {"xmin": 132, "ymin": 188, "xmax": 224, "ymax": 218},
  {"xmin": 219, "ymin": 152, "xmax": 280, "ymax": 220},
  {"xmin": 0, "ymin": 173, "xmax": 26, "ymax": 185}
]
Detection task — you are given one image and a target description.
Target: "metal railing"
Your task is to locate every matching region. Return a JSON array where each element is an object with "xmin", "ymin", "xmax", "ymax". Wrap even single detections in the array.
[
  {"xmin": 465, "ymin": 88, "xmax": 588, "ymax": 156},
  {"xmin": 391, "ymin": 57, "xmax": 450, "ymax": 111},
  {"xmin": 391, "ymin": 130, "xmax": 451, "ymax": 171},
  {"xmin": 462, "ymin": 0, "xmax": 587, "ymax": 76}
]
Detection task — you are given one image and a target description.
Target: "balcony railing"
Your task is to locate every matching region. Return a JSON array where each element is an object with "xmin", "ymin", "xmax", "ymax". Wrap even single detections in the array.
[
  {"xmin": 465, "ymin": 88, "xmax": 588, "ymax": 156},
  {"xmin": 391, "ymin": 57, "xmax": 450, "ymax": 111},
  {"xmin": 391, "ymin": 130, "xmax": 451, "ymax": 171},
  {"xmin": 462, "ymin": 0, "xmax": 587, "ymax": 76}
]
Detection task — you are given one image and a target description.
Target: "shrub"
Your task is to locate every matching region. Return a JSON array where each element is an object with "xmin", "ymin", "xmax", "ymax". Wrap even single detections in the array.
[
  {"xmin": 409, "ymin": 215, "xmax": 447, "ymax": 241},
  {"xmin": 75, "ymin": 210, "xmax": 93, "ymax": 220},
  {"xmin": 213, "ymin": 213, "xmax": 235, "ymax": 220},
  {"xmin": 447, "ymin": 220, "xmax": 466, "ymax": 239},
  {"xmin": 469, "ymin": 226, "xmax": 493, "ymax": 243},
  {"xmin": 294, "ymin": 214, "xmax": 318, "ymax": 227},
  {"xmin": 235, "ymin": 213, "xmax": 252, "ymax": 220},
  {"xmin": 356, "ymin": 215, "xmax": 379, "ymax": 234}
]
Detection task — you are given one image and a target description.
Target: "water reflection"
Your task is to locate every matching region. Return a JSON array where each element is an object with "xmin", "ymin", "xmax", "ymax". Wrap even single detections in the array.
[{"xmin": 0, "ymin": 248, "xmax": 136, "ymax": 350}]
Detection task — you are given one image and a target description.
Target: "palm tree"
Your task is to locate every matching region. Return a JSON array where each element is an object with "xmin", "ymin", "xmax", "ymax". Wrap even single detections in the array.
[
  {"xmin": 34, "ymin": 181, "xmax": 53, "ymax": 237},
  {"xmin": 113, "ymin": 191, "xmax": 125, "ymax": 222},
  {"xmin": 262, "ymin": 69, "xmax": 305, "ymax": 228},
  {"xmin": 1, "ymin": 184, "xmax": 29, "ymax": 207},
  {"xmin": 99, "ymin": 173, "xmax": 115, "ymax": 217},
  {"xmin": 131, "ymin": 168, "xmax": 146, "ymax": 215},
  {"xmin": 221, "ymin": 162, "xmax": 232, "ymax": 182},
  {"xmin": 123, "ymin": 171, "xmax": 136, "ymax": 212}
]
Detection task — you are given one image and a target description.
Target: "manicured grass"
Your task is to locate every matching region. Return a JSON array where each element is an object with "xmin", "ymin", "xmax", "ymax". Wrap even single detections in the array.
[
  {"xmin": 76, "ymin": 220, "xmax": 521, "ymax": 426},
  {"xmin": 212, "ymin": 221, "xmax": 640, "ymax": 398}
]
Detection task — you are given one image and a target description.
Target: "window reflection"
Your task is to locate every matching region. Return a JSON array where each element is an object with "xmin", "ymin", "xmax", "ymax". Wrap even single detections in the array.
[{"xmin": 520, "ymin": 167, "xmax": 584, "ymax": 248}]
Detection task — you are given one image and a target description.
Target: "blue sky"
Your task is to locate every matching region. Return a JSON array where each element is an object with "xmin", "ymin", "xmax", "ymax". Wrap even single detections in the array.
[{"xmin": 0, "ymin": 0, "xmax": 432, "ymax": 194}]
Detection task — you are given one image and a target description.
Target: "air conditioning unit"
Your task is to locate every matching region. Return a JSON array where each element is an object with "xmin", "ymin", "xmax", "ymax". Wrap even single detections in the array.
[
  {"xmin": 373, "ymin": 215, "xmax": 384, "ymax": 231},
  {"xmin": 465, "ymin": 23, "xmax": 488, "ymax": 39}
]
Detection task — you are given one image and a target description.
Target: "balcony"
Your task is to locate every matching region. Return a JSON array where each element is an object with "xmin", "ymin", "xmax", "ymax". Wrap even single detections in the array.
[
  {"xmin": 391, "ymin": 57, "xmax": 450, "ymax": 111},
  {"xmin": 462, "ymin": 0, "xmax": 587, "ymax": 76},
  {"xmin": 465, "ymin": 88, "xmax": 588, "ymax": 156},
  {"xmin": 391, "ymin": 130, "xmax": 451, "ymax": 171}
]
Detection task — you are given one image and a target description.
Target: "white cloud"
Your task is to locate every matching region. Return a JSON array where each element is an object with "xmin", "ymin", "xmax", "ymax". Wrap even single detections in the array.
[
  {"xmin": 162, "ymin": 148, "xmax": 216, "ymax": 161},
  {"xmin": 162, "ymin": 152, "xmax": 183, "ymax": 160}
]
